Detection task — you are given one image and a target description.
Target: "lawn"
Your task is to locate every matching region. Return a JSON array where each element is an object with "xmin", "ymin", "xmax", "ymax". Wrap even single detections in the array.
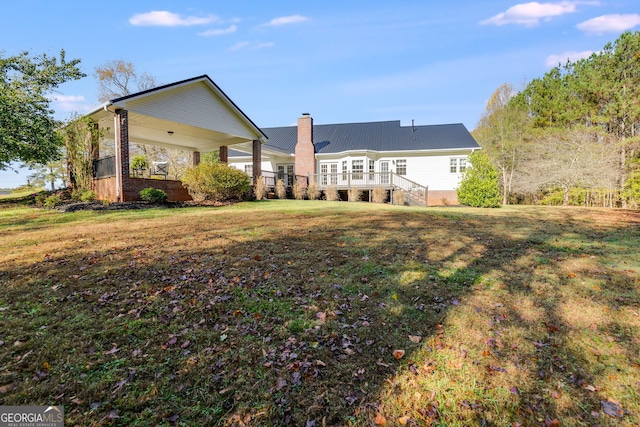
[{"xmin": 0, "ymin": 200, "xmax": 638, "ymax": 426}]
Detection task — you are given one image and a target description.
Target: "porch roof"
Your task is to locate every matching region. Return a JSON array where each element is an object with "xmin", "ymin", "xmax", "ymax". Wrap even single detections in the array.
[{"xmin": 85, "ymin": 75, "xmax": 267, "ymax": 153}]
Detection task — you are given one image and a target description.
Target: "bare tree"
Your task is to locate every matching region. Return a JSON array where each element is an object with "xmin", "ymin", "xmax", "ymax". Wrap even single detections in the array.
[
  {"xmin": 474, "ymin": 83, "xmax": 531, "ymax": 204},
  {"xmin": 94, "ymin": 59, "xmax": 158, "ymax": 102},
  {"xmin": 515, "ymin": 127, "xmax": 620, "ymax": 205}
]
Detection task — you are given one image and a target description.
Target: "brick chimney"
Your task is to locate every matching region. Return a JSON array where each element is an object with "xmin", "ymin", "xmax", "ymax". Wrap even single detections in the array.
[{"xmin": 294, "ymin": 113, "xmax": 315, "ymax": 179}]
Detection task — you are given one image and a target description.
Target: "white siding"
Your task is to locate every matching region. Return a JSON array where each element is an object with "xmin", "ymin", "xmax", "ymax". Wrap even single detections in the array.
[
  {"xmin": 125, "ymin": 81, "xmax": 257, "ymax": 139},
  {"xmin": 316, "ymin": 150, "xmax": 473, "ymax": 191}
]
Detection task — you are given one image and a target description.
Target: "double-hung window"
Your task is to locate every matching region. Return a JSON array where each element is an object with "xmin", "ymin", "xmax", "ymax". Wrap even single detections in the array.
[
  {"xmin": 450, "ymin": 157, "xmax": 467, "ymax": 173},
  {"xmin": 352, "ymin": 160, "xmax": 363, "ymax": 180},
  {"xmin": 396, "ymin": 159, "xmax": 407, "ymax": 176}
]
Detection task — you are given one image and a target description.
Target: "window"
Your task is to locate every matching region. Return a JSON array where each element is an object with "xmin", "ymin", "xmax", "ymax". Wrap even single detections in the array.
[
  {"xmin": 450, "ymin": 158, "xmax": 458, "ymax": 173},
  {"xmin": 369, "ymin": 160, "xmax": 375, "ymax": 181},
  {"xmin": 342, "ymin": 160, "xmax": 348, "ymax": 181},
  {"xmin": 244, "ymin": 165, "xmax": 253, "ymax": 177},
  {"xmin": 450, "ymin": 157, "xmax": 467, "ymax": 173},
  {"xmin": 352, "ymin": 160, "xmax": 363, "ymax": 180},
  {"xmin": 396, "ymin": 159, "xmax": 407, "ymax": 176},
  {"xmin": 320, "ymin": 163, "xmax": 328, "ymax": 185}
]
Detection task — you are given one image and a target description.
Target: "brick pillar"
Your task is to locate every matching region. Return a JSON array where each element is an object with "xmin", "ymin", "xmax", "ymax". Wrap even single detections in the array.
[
  {"xmin": 115, "ymin": 109, "xmax": 129, "ymax": 202},
  {"xmin": 252, "ymin": 139, "xmax": 262, "ymax": 184},
  {"xmin": 295, "ymin": 113, "xmax": 315, "ymax": 184},
  {"xmin": 193, "ymin": 151, "xmax": 201, "ymax": 166},
  {"xmin": 219, "ymin": 146, "xmax": 228, "ymax": 164}
]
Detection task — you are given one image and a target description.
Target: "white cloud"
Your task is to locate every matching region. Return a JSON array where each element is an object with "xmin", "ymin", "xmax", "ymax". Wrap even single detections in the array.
[
  {"xmin": 199, "ymin": 25, "xmax": 237, "ymax": 36},
  {"xmin": 577, "ymin": 14, "xmax": 640, "ymax": 34},
  {"xmin": 229, "ymin": 41, "xmax": 250, "ymax": 51},
  {"xmin": 263, "ymin": 15, "xmax": 308, "ymax": 27},
  {"xmin": 481, "ymin": 1, "xmax": 579, "ymax": 27},
  {"xmin": 229, "ymin": 41, "xmax": 274, "ymax": 51},
  {"xmin": 50, "ymin": 95, "xmax": 86, "ymax": 112},
  {"xmin": 129, "ymin": 11, "xmax": 218, "ymax": 27},
  {"xmin": 545, "ymin": 50, "xmax": 593, "ymax": 67}
]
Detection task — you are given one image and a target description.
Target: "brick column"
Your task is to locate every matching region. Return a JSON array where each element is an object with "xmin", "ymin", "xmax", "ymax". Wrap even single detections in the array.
[
  {"xmin": 193, "ymin": 151, "xmax": 201, "ymax": 166},
  {"xmin": 219, "ymin": 146, "xmax": 228, "ymax": 164},
  {"xmin": 252, "ymin": 139, "xmax": 262, "ymax": 184},
  {"xmin": 115, "ymin": 109, "xmax": 129, "ymax": 202}
]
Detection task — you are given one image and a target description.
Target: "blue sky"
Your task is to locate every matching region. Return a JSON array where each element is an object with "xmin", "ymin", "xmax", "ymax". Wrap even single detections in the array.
[{"xmin": 2, "ymin": 0, "xmax": 639, "ymax": 187}]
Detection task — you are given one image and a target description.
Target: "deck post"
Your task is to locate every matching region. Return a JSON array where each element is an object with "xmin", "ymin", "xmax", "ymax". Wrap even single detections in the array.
[
  {"xmin": 115, "ymin": 109, "xmax": 129, "ymax": 202},
  {"xmin": 252, "ymin": 139, "xmax": 262, "ymax": 188},
  {"xmin": 219, "ymin": 146, "xmax": 228, "ymax": 164}
]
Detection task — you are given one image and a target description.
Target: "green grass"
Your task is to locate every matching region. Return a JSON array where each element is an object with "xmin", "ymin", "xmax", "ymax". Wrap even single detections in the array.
[{"xmin": 0, "ymin": 199, "xmax": 639, "ymax": 426}]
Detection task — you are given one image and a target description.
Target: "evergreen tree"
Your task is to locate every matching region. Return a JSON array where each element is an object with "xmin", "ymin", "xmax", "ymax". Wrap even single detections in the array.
[{"xmin": 457, "ymin": 151, "xmax": 501, "ymax": 208}]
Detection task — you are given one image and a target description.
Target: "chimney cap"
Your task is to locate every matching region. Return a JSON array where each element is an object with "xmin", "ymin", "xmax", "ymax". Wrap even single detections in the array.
[{"xmin": 301, "ymin": 112, "xmax": 310, "ymax": 116}]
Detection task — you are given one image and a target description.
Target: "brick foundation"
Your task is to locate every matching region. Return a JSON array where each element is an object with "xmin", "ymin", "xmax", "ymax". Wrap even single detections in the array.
[
  {"xmin": 427, "ymin": 190, "xmax": 459, "ymax": 206},
  {"xmin": 93, "ymin": 177, "xmax": 192, "ymax": 202}
]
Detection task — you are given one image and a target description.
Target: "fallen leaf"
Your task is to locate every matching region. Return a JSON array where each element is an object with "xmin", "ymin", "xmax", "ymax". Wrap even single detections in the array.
[
  {"xmin": 584, "ymin": 384, "xmax": 597, "ymax": 392},
  {"xmin": 374, "ymin": 412, "xmax": 386, "ymax": 425},
  {"xmin": 602, "ymin": 400, "xmax": 624, "ymax": 418},
  {"xmin": 408, "ymin": 335, "xmax": 422, "ymax": 343},
  {"xmin": 43, "ymin": 361, "xmax": 50, "ymax": 370},
  {"xmin": 393, "ymin": 349, "xmax": 405, "ymax": 360},
  {"xmin": 103, "ymin": 346, "xmax": 119, "ymax": 355},
  {"xmin": 106, "ymin": 409, "xmax": 120, "ymax": 419},
  {"xmin": 89, "ymin": 402, "xmax": 101, "ymax": 410},
  {"xmin": 276, "ymin": 377, "xmax": 287, "ymax": 391},
  {"xmin": 316, "ymin": 312, "xmax": 327, "ymax": 324},
  {"xmin": 0, "ymin": 383, "xmax": 14, "ymax": 394},
  {"xmin": 544, "ymin": 419, "xmax": 559, "ymax": 427},
  {"xmin": 509, "ymin": 386, "xmax": 520, "ymax": 395},
  {"xmin": 398, "ymin": 415, "xmax": 410, "ymax": 425},
  {"xmin": 164, "ymin": 413, "xmax": 180, "ymax": 423},
  {"xmin": 181, "ymin": 340, "xmax": 190, "ymax": 349}
]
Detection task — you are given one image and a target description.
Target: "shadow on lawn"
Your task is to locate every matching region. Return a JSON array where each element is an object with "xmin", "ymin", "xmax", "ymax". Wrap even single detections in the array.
[{"xmin": 0, "ymin": 206, "xmax": 638, "ymax": 425}]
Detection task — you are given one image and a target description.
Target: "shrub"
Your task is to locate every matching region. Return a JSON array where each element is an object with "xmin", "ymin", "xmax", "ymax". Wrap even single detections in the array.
[
  {"xmin": 275, "ymin": 179, "xmax": 287, "ymax": 199},
  {"xmin": 139, "ymin": 188, "xmax": 168, "ymax": 203},
  {"xmin": 307, "ymin": 182, "xmax": 320, "ymax": 200},
  {"xmin": 35, "ymin": 194, "xmax": 47, "ymax": 207},
  {"xmin": 43, "ymin": 194, "xmax": 61, "ymax": 208},
  {"xmin": 292, "ymin": 180, "xmax": 307, "ymax": 200},
  {"xmin": 71, "ymin": 190, "xmax": 96, "ymax": 202},
  {"xmin": 325, "ymin": 185, "xmax": 339, "ymax": 201},
  {"xmin": 254, "ymin": 176, "xmax": 267, "ymax": 200},
  {"xmin": 457, "ymin": 151, "xmax": 501, "ymax": 208},
  {"xmin": 372, "ymin": 187, "xmax": 387, "ymax": 203},
  {"xmin": 393, "ymin": 189, "xmax": 405, "ymax": 205},
  {"xmin": 181, "ymin": 163, "xmax": 251, "ymax": 202},
  {"xmin": 348, "ymin": 187, "xmax": 362, "ymax": 202}
]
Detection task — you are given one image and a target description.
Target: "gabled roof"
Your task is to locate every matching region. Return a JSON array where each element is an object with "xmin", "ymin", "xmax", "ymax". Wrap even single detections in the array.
[
  {"xmin": 230, "ymin": 120, "xmax": 478, "ymax": 157},
  {"xmin": 85, "ymin": 75, "xmax": 267, "ymax": 153}
]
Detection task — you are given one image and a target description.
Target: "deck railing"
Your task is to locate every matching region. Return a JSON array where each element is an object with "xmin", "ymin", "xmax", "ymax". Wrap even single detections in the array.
[
  {"xmin": 307, "ymin": 171, "xmax": 428, "ymax": 205},
  {"xmin": 254, "ymin": 171, "xmax": 308, "ymax": 188}
]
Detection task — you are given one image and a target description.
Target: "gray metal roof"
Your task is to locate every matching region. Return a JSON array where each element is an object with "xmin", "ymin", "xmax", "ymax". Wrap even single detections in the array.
[{"xmin": 229, "ymin": 120, "xmax": 478, "ymax": 157}]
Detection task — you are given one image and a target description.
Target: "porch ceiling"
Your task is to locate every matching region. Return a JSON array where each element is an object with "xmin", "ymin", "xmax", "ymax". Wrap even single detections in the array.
[{"xmin": 91, "ymin": 109, "xmax": 256, "ymax": 153}]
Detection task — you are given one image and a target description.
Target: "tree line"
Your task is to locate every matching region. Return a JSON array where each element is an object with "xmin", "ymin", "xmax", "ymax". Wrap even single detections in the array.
[{"xmin": 473, "ymin": 31, "xmax": 640, "ymax": 207}]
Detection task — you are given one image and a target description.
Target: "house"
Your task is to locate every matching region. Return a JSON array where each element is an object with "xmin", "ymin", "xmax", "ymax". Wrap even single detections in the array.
[
  {"xmin": 227, "ymin": 114, "xmax": 480, "ymax": 205},
  {"xmin": 82, "ymin": 75, "xmax": 266, "ymax": 202},
  {"xmin": 79, "ymin": 74, "xmax": 479, "ymax": 205}
]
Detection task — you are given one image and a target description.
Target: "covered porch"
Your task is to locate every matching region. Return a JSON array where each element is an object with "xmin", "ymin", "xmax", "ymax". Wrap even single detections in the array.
[{"xmin": 83, "ymin": 75, "xmax": 267, "ymax": 202}]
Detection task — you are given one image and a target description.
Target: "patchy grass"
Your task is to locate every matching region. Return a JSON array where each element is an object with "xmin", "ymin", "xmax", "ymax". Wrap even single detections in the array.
[{"xmin": 0, "ymin": 201, "xmax": 639, "ymax": 426}]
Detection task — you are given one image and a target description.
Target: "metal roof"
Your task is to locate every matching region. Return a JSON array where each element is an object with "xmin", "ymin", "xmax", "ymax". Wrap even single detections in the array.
[{"xmin": 230, "ymin": 120, "xmax": 479, "ymax": 157}]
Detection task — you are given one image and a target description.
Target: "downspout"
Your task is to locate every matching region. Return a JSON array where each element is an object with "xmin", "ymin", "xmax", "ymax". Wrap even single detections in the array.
[{"xmin": 103, "ymin": 104, "xmax": 120, "ymax": 201}]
